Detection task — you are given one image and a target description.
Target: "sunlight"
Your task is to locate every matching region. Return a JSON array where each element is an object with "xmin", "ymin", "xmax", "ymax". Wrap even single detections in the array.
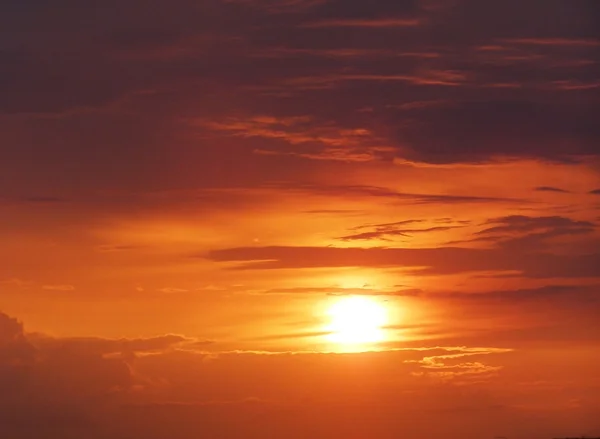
[
  {"xmin": 337, "ymin": 275, "xmax": 371, "ymax": 289},
  {"xmin": 325, "ymin": 296, "xmax": 388, "ymax": 345}
]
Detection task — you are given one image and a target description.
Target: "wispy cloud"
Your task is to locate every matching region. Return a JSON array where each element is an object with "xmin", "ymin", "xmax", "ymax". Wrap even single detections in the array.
[
  {"xmin": 262, "ymin": 286, "xmax": 422, "ymax": 296},
  {"xmin": 499, "ymin": 38, "xmax": 600, "ymax": 47},
  {"xmin": 206, "ymin": 243, "xmax": 600, "ymax": 278},
  {"xmin": 473, "ymin": 215, "xmax": 596, "ymax": 248},
  {"xmin": 534, "ymin": 186, "xmax": 570, "ymax": 193},
  {"xmin": 271, "ymin": 182, "xmax": 523, "ymax": 205},
  {"xmin": 337, "ymin": 220, "xmax": 463, "ymax": 242},
  {"xmin": 42, "ymin": 284, "xmax": 75, "ymax": 291},
  {"xmin": 301, "ymin": 17, "xmax": 422, "ymax": 28},
  {"xmin": 406, "ymin": 349, "xmax": 510, "ymax": 381}
]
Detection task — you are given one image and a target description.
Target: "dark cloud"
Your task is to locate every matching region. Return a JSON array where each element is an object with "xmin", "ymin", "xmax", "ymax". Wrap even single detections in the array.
[
  {"xmin": 263, "ymin": 286, "xmax": 422, "ymax": 296},
  {"xmin": 0, "ymin": 0, "xmax": 598, "ymax": 166},
  {"xmin": 473, "ymin": 215, "xmax": 596, "ymax": 249},
  {"xmin": 273, "ymin": 182, "xmax": 523, "ymax": 204},
  {"xmin": 0, "ymin": 311, "xmax": 202, "ymax": 406},
  {"xmin": 337, "ymin": 220, "xmax": 462, "ymax": 241},
  {"xmin": 0, "ymin": 195, "xmax": 69, "ymax": 206},
  {"xmin": 301, "ymin": 0, "xmax": 420, "ymax": 22},
  {"xmin": 20, "ymin": 196, "xmax": 67, "ymax": 203},
  {"xmin": 434, "ymin": 284, "xmax": 600, "ymax": 303},
  {"xmin": 393, "ymin": 100, "xmax": 600, "ymax": 164},
  {"xmin": 0, "ymin": 314, "xmax": 129, "ymax": 439},
  {"xmin": 534, "ymin": 186, "xmax": 570, "ymax": 193},
  {"xmin": 0, "ymin": 313, "xmax": 36, "ymax": 396},
  {"xmin": 477, "ymin": 215, "xmax": 595, "ymax": 235},
  {"xmin": 448, "ymin": 215, "xmax": 598, "ymax": 249},
  {"xmin": 30, "ymin": 334, "xmax": 198, "ymax": 357},
  {"xmin": 206, "ymin": 244, "xmax": 600, "ymax": 278},
  {"xmin": 301, "ymin": 18, "xmax": 421, "ymax": 28},
  {"xmin": 0, "ymin": 311, "xmax": 216, "ymax": 438},
  {"xmin": 427, "ymin": 0, "xmax": 600, "ymax": 42},
  {"xmin": 427, "ymin": 284, "xmax": 600, "ymax": 347},
  {"xmin": 2, "ymin": 311, "xmax": 599, "ymax": 438},
  {"xmin": 500, "ymin": 37, "xmax": 600, "ymax": 47}
]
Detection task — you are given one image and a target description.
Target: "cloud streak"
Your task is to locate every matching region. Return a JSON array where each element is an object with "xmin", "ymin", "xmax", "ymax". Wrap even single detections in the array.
[{"xmin": 206, "ymin": 242, "xmax": 600, "ymax": 278}]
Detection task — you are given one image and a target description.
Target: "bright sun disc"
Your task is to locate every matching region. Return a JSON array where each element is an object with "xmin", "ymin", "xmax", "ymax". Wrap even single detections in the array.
[{"xmin": 325, "ymin": 296, "xmax": 388, "ymax": 345}]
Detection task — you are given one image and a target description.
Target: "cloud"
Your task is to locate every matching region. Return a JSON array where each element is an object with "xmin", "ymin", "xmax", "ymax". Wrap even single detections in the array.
[
  {"xmin": 0, "ymin": 312, "xmax": 36, "ymax": 396},
  {"xmin": 30, "ymin": 333, "xmax": 198, "ymax": 358},
  {"xmin": 20, "ymin": 196, "xmax": 67, "ymax": 203},
  {"xmin": 263, "ymin": 286, "xmax": 422, "ymax": 296},
  {"xmin": 271, "ymin": 182, "xmax": 522, "ymax": 204},
  {"xmin": 301, "ymin": 18, "xmax": 422, "ymax": 28},
  {"xmin": 42, "ymin": 284, "xmax": 76, "ymax": 291},
  {"xmin": 0, "ymin": 195, "xmax": 69, "ymax": 206},
  {"xmin": 297, "ymin": 0, "xmax": 421, "ymax": 23},
  {"xmin": 392, "ymin": 100, "xmax": 600, "ymax": 164},
  {"xmin": 2, "ymin": 311, "xmax": 599, "ymax": 438},
  {"xmin": 0, "ymin": 310, "xmax": 202, "ymax": 405},
  {"xmin": 406, "ymin": 350, "xmax": 509, "ymax": 382},
  {"xmin": 254, "ymin": 146, "xmax": 396, "ymax": 162},
  {"xmin": 200, "ymin": 115, "xmax": 395, "ymax": 163},
  {"xmin": 157, "ymin": 287, "xmax": 189, "ymax": 294},
  {"xmin": 280, "ymin": 71, "xmax": 469, "ymax": 88},
  {"xmin": 534, "ymin": 186, "xmax": 570, "ymax": 193},
  {"xmin": 337, "ymin": 220, "xmax": 463, "ymax": 241},
  {"xmin": 0, "ymin": 278, "xmax": 32, "ymax": 288},
  {"xmin": 0, "ymin": 312, "xmax": 214, "ymax": 437},
  {"xmin": 548, "ymin": 80, "xmax": 600, "ymax": 91},
  {"xmin": 95, "ymin": 244, "xmax": 146, "ymax": 252},
  {"xmin": 2, "ymin": 312, "xmax": 513, "ymax": 406},
  {"xmin": 220, "ymin": 0, "xmax": 327, "ymax": 14},
  {"xmin": 590, "ymin": 189, "xmax": 600, "ymax": 195},
  {"xmin": 473, "ymin": 215, "xmax": 596, "ymax": 249},
  {"xmin": 499, "ymin": 37, "xmax": 600, "ymax": 47},
  {"xmin": 202, "ymin": 96, "xmax": 600, "ymax": 166},
  {"xmin": 1, "ymin": 0, "xmax": 598, "ymax": 177},
  {"xmin": 206, "ymin": 244, "xmax": 600, "ymax": 278},
  {"xmin": 476, "ymin": 215, "xmax": 595, "ymax": 235},
  {"xmin": 433, "ymin": 284, "xmax": 600, "ymax": 303},
  {"xmin": 302, "ymin": 209, "xmax": 365, "ymax": 215}
]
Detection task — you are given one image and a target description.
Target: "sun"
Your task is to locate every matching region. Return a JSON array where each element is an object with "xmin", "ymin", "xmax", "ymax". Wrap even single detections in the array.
[{"xmin": 325, "ymin": 296, "xmax": 388, "ymax": 345}]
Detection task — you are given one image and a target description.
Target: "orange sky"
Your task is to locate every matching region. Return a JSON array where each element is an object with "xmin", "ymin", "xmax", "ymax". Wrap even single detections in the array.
[{"xmin": 1, "ymin": 1, "xmax": 600, "ymax": 438}]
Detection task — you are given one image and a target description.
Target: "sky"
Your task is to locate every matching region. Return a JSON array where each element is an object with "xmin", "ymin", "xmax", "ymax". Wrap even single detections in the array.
[{"xmin": 1, "ymin": 0, "xmax": 600, "ymax": 438}]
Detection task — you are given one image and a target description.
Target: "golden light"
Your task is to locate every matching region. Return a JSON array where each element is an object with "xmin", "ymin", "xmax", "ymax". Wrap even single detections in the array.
[
  {"xmin": 337, "ymin": 275, "xmax": 371, "ymax": 289},
  {"xmin": 325, "ymin": 296, "xmax": 388, "ymax": 345}
]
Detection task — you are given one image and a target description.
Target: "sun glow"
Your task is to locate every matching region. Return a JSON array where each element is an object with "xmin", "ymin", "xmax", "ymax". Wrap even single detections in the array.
[
  {"xmin": 325, "ymin": 296, "xmax": 388, "ymax": 345},
  {"xmin": 337, "ymin": 275, "xmax": 371, "ymax": 289}
]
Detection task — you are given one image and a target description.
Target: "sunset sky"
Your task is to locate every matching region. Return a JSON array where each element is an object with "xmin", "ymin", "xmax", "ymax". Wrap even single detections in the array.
[{"xmin": 1, "ymin": 1, "xmax": 600, "ymax": 438}]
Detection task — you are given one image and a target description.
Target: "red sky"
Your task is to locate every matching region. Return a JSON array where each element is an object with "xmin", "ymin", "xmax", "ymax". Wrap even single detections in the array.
[{"xmin": 1, "ymin": 1, "xmax": 600, "ymax": 438}]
